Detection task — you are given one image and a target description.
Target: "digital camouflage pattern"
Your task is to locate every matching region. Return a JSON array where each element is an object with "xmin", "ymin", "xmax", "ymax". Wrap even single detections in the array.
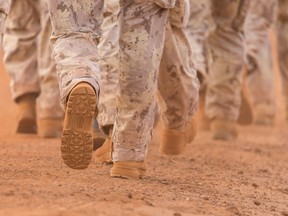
[
  {"xmin": 244, "ymin": 0, "xmax": 288, "ymax": 119},
  {"xmin": 245, "ymin": 0, "xmax": 278, "ymax": 119},
  {"xmin": 3, "ymin": 0, "xmax": 63, "ymax": 119},
  {"xmin": 186, "ymin": 0, "xmax": 211, "ymax": 78},
  {"xmin": 205, "ymin": 0, "xmax": 250, "ymax": 122},
  {"xmin": 153, "ymin": 0, "xmax": 176, "ymax": 8},
  {"xmin": 98, "ymin": 0, "xmax": 196, "ymax": 131},
  {"xmin": 48, "ymin": 0, "xmax": 103, "ymax": 107},
  {"xmin": 97, "ymin": 0, "xmax": 119, "ymax": 129},
  {"xmin": 48, "ymin": 0, "xmax": 199, "ymax": 162},
  {"xmin": 112, "ymin": 0, "xmax": 199, "ymax": 162},
  {"xmin": 0, "ymin": 0, "xmax": 10, "ymax": 14},
  {"xmin": 0, "ymin": 0, "xmax": 10, "ymax": 33}
]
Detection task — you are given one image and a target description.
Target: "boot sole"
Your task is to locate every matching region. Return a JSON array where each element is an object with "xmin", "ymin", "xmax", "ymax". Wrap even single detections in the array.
[{"xmin": 61, "ymin": 84, "xmax": 97, "ymax": 170}]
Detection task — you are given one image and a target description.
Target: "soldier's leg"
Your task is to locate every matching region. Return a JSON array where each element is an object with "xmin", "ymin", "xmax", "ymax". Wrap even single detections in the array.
[
  {"xmin": 187, "ymin": 0, "xmax": 212, "ymax": 130},
  {"xmin": 97, "ymin": 0, "xmax": 119, "ymax": 130},
  {"xmin": 245, "ymin": 0, "xmax": 277, "ymax": 125},
  {"xmin": 94, "ymin": 0, "xmax": 120, "ymax": 161},
  {"xmin": 206, "ymin": 0, "xmax": 248, "ymax": 140},
  {"xmin": 0, "ymin": 1, "xmax": 10, "ymax": 35},
  {"xmin": 94, "ymin": 0, "xmax": 185, "ymax": 162},
  {"xmin": 110, "ymin": 1, "xmax": 170, "ymax": 179},
  {"xmin": 3, "ymin": 0, "xmax": 40, "ymax": 134},
  {"xmin": 277, "ymin": 0, "xmax": 288, "ymax": 120},
  {"xmin": 37, "ymin": 0, "xmax": 64, "ymax": 138},
  {"xmin": 48, "ymin": 0, "xmax": 103, "ymax": 169},
  {"xmin": 186, "ymin": 0, "xmax": 211, "ymax": 77},
  {"xmin": 158, "ymin": 2, "xmax": 200, "ymax": 155}
]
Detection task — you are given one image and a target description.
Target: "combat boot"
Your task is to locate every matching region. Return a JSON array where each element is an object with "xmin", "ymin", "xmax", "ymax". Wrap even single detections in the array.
[
  {"xmin": 237, "ymin": 90, "xmax": 253, "ymax": 125},
  {"xmin": 38, "ymin": 118, "xmax": 63, "ymax": 138},
  {"xmin": 253, "ymin": 105, "xmax": 274, "ymax": 126},
  {"xmin": 160, "ymin": 118, "xmax": 197, "ymax": 155},
  {"xmin": 16, "ymin": 93, "xmax": 37, "ymax": 134},
  {"xmin": 253, "ymin": 113, "xmax": 274, "ymax": 126},
  {"xmin": 92, "ymin": 120, "xmax": 106, "ymax": 151},
  {"xmin": 94, "ymin": 127, "xmax": 113, "ymax": 164},
  {"xmin": 110, "ymin": 161, "xmax": 147, "ymax": 179},
  {"xmin": 61, "ymin": 82, "xmax": 97, "ymax": 170},
  {"xmin": 211, "ymin": 119, "xmax": 238, "ymax": 141}
]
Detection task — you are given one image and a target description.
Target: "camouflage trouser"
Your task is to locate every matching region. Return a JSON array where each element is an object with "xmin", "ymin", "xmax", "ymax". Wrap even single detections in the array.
[
  {"xmin": 112, "ymin": 0, "xmax": 199, "ymax": 162},
  {"xmin": 186, "ymin": 0, "xmax": 211, "ymax": 78},
  {"xmin": 0, "ymin": 12, "xmax": 6, "ymax": 37},
  {"xmin": 47, "ymin": 0, "xmax": 103, "ymax": 107},
  {"xmin": 0, "ymin": 0, "xmax": 10, "ymax": 15},
  {"xmin": 48, "ymin": 0, "xmax": 199, "ymax": 162},
  {"xmin": 3, "ymin": 0, "xmax": 63, "ymax": 119},
  {"xmin": 0, "ymin": 0, "xmax": 10, "ymax": 33},
  {"xmin": 97, "ymin": 0, "xmax": 119, "ymax": 128},
  {"xmin": 244, "ymin": 0, "xmax": 277, "ymax": 118},
  {"xmin": 205, "ymin": 0, "xmax": 249, "ymax": 122},
  {"xmin": 277, "ymin": 0, "xmax": 288, "ymax": 109}
]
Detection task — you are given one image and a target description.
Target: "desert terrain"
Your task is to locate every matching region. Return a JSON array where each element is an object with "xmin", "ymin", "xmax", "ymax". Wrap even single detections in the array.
[{"xmin": 0, "ymin": 36, "xmax": 288, "ymax": 216}]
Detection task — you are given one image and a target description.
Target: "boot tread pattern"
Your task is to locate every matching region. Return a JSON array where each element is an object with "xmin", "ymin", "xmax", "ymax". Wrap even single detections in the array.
[
  {"xmin": 61, "ymin": 86, "xmax": 97, "ymax": 170},
  {"xmin": 61, "ymin": 129, "xmax": 93, "ymax": 169}
]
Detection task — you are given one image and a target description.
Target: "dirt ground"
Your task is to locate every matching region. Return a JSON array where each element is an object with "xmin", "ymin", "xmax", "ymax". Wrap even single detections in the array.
[{"xmin": 0, "ymin": 43, "xmax": 288, "ymax": 216}]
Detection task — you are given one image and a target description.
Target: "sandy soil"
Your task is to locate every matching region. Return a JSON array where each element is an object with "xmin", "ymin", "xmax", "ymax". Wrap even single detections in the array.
[{"xmin": 0, "ymin": 48, "xmax": 288, "ymax": 216}]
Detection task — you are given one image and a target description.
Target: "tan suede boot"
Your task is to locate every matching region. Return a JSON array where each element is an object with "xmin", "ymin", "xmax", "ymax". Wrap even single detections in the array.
[
  {"xmin": 237, "ymin": 90, "xmax": 253, "ymax": 125},
  {"xmin": 61, "ymin": 82, "xmax": 97, "ymax": 170},
  {"xmin": 252, "ymin": 104, "xmax": 275, "ymax": 126},
  {"xmin": 92, "ymin": 121, "xmax": 106, "ymax": 151},
  {"xmin": 253, "ymin": 113, "xmax": 274, "ymax": 126},
  {"xmin": 110, "ymin": 161, "xmax": 147, "ymax": 179},
  {"xmin": 94, "ymin": 127, "xmax": 113, "ymax": 163},
  {"xmin": 38, "ymin": 118, "xmax": 63, "ymax": 138},
  {"xmin": 16, "ymin": 94, "xmax": 37, "ymax": 134},
  {"xmin": 94, "ymin": 138, "xmax": 112, "ymax": 164},
  {"xmin": 160, "ymin": 118, "xmax": 197, "ymax": 155},
  {"xmin": 211, "ymin": 119, "xmax": 238, "ymax": 141}
]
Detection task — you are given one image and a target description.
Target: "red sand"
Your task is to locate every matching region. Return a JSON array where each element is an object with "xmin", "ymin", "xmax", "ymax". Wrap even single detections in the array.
[{"xmin": 0, "ymin": 33, "xmax": 288, "ymax": 215}]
